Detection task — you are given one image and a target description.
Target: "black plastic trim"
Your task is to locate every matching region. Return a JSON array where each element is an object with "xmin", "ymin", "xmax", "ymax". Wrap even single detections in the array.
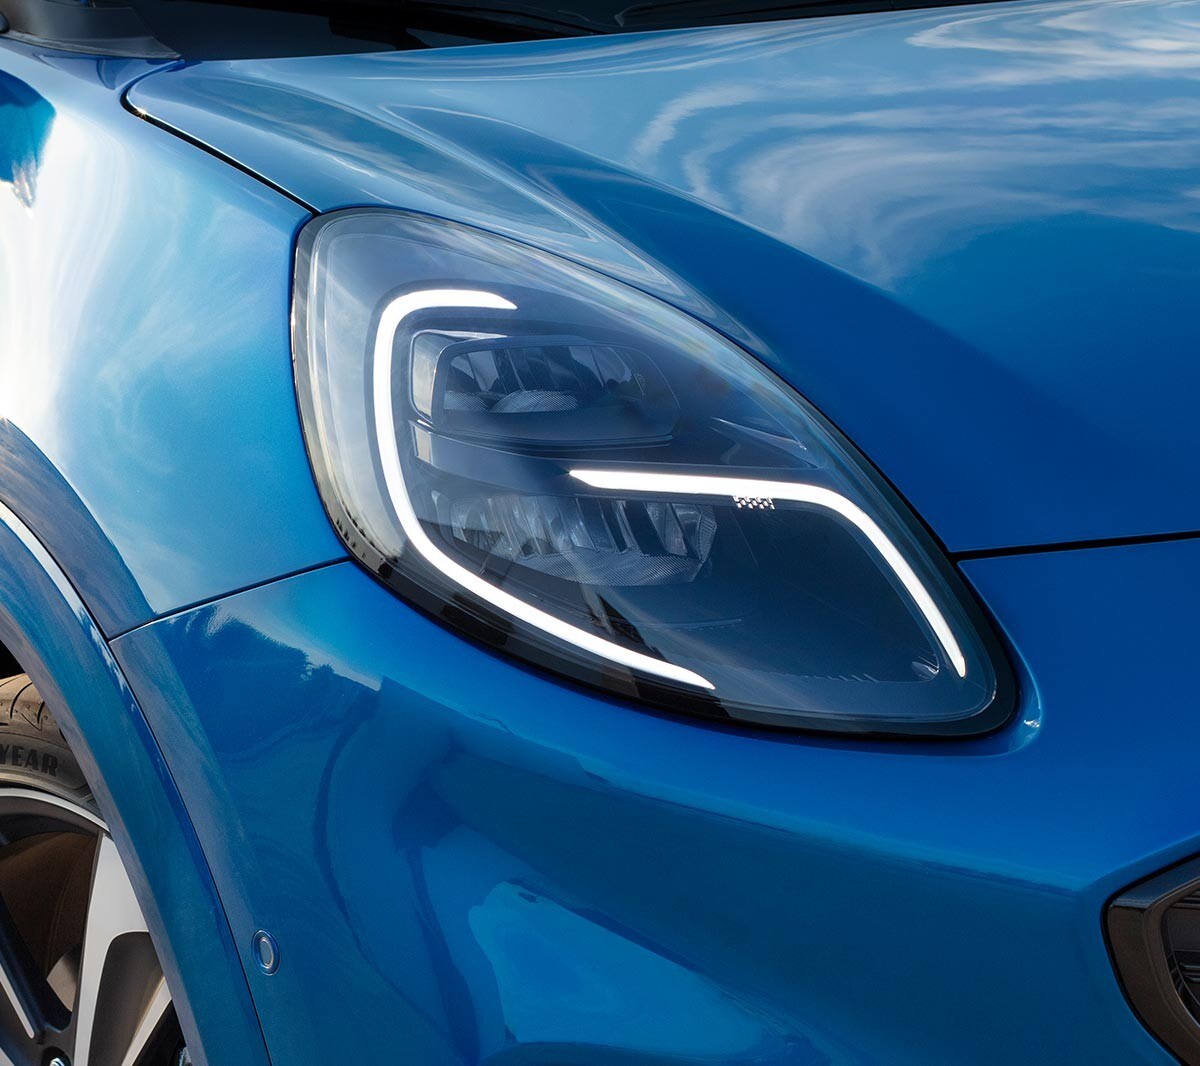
[
  {"xmin": 1108, "ymin": 855, "xmax": 1200, "ymax": 1065},
  {"xmin": 0, "ymin": 0, "xmax": 176, "ymax": 57},
  {"xmin": 291, "ymin": 208, "xmax": 1018, "ymax": 740}
]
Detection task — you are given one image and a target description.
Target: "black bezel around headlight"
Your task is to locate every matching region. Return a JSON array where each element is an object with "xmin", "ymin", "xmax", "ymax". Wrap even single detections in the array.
[{"xmin": 292, "ymin": 209, "xmax": 1016, "ymax": 738}]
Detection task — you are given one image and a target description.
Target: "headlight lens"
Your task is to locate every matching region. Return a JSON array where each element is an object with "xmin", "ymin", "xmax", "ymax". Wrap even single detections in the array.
[{"xmin": 293, "ymin": 210, "xmax": 1011, "ymax": 735}]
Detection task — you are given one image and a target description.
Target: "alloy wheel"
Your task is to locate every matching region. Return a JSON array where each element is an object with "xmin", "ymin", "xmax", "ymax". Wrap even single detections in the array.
[{"xmin": 0, "ymin": 788, "xmax": 184, "ymax": 1066}]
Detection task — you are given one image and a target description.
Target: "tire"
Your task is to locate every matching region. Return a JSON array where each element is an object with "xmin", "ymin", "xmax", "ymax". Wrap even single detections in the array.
[{"xmin": 0, "ymin": 673, "xmax": 91, "ymax": 804}]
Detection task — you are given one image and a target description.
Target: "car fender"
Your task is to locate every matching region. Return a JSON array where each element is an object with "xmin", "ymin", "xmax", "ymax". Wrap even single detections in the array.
[{"xmin": 0, "ymin": 498, "xmax": 270, "ymax": 1066}]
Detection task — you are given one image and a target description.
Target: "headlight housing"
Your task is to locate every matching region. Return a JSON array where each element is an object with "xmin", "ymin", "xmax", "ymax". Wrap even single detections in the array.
[{"xmin": 293, "ymin": 210, "xmax": 1012, "ymax": 735}]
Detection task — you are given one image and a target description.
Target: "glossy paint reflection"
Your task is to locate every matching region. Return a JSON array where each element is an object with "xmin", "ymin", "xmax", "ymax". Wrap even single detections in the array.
[
  {"xmin": 466, "ymin": 883, "xmax": 773, "ymax": 1056},
  {"xmin": 112, "ymin": 548, "xmax": 1199, "ymax": 1064},
  {"xmin": 0, "ymin": 42, "xmax": 344, "ymax": 635},
  {"xmin": 113, "ymin": 595, "xmax": 820, "ymax": 1064},
  {"xmin": 0, "ymin": 70, "xmax": 53, "ymax": 206},
  {"xmin": 0, "ymin": 502, "xmax": 269, "ymax": 1066},
  {"xmin": 131, "ymin": 0, "xmax": 1200, "ymax": 554}
]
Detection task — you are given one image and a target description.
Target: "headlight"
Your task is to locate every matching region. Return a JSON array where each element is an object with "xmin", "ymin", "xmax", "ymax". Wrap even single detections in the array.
[{"xmin": 293, "ymin": 210, "xmax": 1012, "ymax": 735}]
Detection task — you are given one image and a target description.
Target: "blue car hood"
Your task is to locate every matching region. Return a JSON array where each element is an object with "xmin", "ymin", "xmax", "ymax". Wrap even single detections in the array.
[{"xmin": 130, "ymin": 0, "xmax": 1200, "ymax": 554}]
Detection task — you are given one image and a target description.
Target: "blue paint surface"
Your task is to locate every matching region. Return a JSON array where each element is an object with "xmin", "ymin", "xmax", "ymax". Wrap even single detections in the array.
[
  {"xmin": 0, "ymin": 502, "xmax": 268, "ymax": 1066},
  {"xmin": 113, "ymin": 539, "xmax": 1197, "ymax": 1064},
  {"xmin": 130, "ymin": 0, "xmax": 1200, "ymax": 552},
  {"xmin": 0, "ymin": 42, "xmax": 343, "ymax": 636},
  {"xmin": 2, "ymin": 2, "xmax": 1197, "ymax": 1061}
]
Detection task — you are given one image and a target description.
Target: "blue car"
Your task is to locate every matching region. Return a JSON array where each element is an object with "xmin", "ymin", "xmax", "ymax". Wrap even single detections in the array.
[{"xmin": 1, "ymin": 0, "xmax": 1199, "ymax": 1062}]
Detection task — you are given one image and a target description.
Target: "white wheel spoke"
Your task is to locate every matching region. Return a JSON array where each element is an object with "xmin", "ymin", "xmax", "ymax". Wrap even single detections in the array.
[
  {"xmin": 0, "ymin": 788, "xmax": 178, "ymax": 1066},
  {"xmin": 72, "ymin": 835, "xmax": 150, "ymax": 1066},
  {"xmin": 118, "ymin": 977, "xmax": 171, "ymax": 1066},
  {"xmin": 0, "ymin": 948, "xmax": 35, "ymax": 1040}
]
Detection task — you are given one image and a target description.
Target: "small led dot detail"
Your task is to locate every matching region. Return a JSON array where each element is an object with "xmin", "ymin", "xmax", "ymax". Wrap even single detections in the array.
[{"xmin": 734, "ymin": 497, "xmax": 775, "ymax": 510}]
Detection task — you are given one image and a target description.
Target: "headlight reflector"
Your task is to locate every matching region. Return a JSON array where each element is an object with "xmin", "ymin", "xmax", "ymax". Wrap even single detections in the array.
[{"xmin": 293, "ymin": 211, "xmax": 1011, "ymax": 734}]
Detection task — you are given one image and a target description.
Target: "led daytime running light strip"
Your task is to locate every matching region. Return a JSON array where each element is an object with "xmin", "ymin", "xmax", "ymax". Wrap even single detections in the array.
[
  {"xmin": 373, "ymin": 290, "xmax": 715, "ymax": 691},
  {"xmin": 373, "ymin": 290, "xmax": 967, "ymax": 694},
  {"xmin": 571, "ymin": 469, "xmax": 968, "ymax": 678}
]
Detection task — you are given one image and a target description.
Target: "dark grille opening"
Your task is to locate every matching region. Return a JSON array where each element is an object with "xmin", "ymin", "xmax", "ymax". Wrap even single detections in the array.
[{"xmin": 1109, "ymin": 856, "xmax": 1200, "ymax": 1065}]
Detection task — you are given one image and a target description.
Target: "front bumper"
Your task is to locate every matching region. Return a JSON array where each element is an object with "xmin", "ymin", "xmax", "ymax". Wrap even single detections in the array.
[{"xmin": 111, "ymin": 539, "xmax": 1198, "ymax": 1065}]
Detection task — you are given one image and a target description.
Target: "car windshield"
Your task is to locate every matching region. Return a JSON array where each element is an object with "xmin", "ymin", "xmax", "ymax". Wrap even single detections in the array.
[
  {"xmin": 1, "ymin": 0, "xmax": 1003, "ymax": 60},
  {"xmin": 208, "ymin": 0, "xmax": 1002, "ymax": 38}
]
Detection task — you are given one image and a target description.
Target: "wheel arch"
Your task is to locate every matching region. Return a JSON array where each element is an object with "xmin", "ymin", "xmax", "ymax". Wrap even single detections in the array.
[{"xmin": 0, "ymin": 497, "xmax": 270, "ymax": 1066}]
